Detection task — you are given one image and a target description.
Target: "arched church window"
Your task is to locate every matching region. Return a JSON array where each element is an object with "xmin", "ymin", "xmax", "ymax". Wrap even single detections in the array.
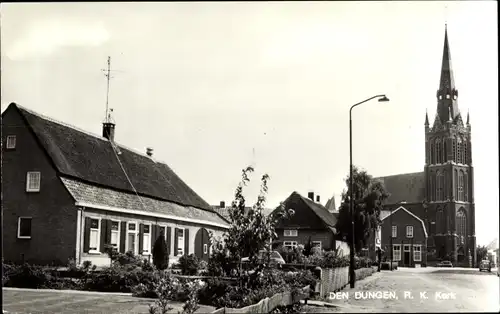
[
  {"xmin": 463, "ymin": 172, "xmax": 468, "ymax": 202},
  {"xmin": 443, "ymin": 170, "xmax": 447, "ymax": 200},
  {"xmin": 436, "ymin": 209, "xmax": 443, "ymax": 234},
  {"xmin": 430, "ymin": 140, "xmax": 434, "ymax": 164},
  {"xmin": 452, "ymin": 138, "xmax": 457, "ymax": 162},
  {"xmin": 443, "ymin": 138, "xmax": 447, "ymax": 162},
  {"xmin": 436, "ymin": 171, "xmax": 443, "ymax": 201},
  {"xmin": 456, "ymin": 209, "xmax": 467, "ymax": 241},
  {"xmin": 454, "ymin": 169, "xmax": 458, "ymax": 200},
  {"xmin": 458, "ymin": 170, "xmax": 464, "ymax": 201},
  {"xmin": 457, "ymin": 138, "xmax": 462, "ymax": 164},
  {"xmin": 446, "ymin": 94, "xmax": 450, "ymax": 99},
  {"xmin": 463, "ymin": 141, "xmax": 468, "ymax": 164},
  {"xmin": 436, "ymin": 139, "xmax": 441, "ymax": 164},
  {"xmin": 432, "ymin": 173, "xmax": 436, "ymax": 202}
]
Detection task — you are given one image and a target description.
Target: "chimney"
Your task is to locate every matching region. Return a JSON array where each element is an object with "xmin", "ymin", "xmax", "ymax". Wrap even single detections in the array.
[
  {"xmin": 316, "ymin": 195, "xmax": 320, "ymax": 203},
  {"xmin": 220, "ymin": 201, "xmax": 225, "ymax": 208},
  {"xmin": 308, "ymin": 191, "xmax": 314, "ymax": 201},
  {"xmin": 102, "ymin": 122, "xmax": 115, "ymax": 142},
  {"xmin": 146, "ymin": 147, "xmax": 153, "ymax": 157}
]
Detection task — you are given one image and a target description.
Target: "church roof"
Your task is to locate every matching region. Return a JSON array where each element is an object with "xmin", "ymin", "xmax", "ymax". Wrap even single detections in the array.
[{"xmin": 374, "ymin": 172, "xmax": 425, "ymax": 205}]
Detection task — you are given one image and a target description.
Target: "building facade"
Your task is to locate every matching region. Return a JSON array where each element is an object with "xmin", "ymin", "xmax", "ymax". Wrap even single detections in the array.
[
  {"xmin": 272, "ymin": 191, "xmax": 348, "ymax": 255},
  {"xmin": 2, "ymin": 103, "xmax": 229, "ymax": 267},
  {"xmin": 374, "ymin": 26, "xmax": 476, "ymax": 267}
]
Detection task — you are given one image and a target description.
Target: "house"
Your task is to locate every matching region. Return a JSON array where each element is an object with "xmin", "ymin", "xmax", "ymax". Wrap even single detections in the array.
[
  {"xmin": 1, "ymin": 103, "xmax": 229, "ymax": 267},
  {"xmin": 371, "ymin": 26, "xmax": 476, "ymax": 267},
  {"xmin": 271, "ymin": 191, "xmax": 347, "ymax": 254},
  {"xmin": 367, "ymin": 206, "xmax": 428, "ymax": 267},
  {"xmin": 211, "ymin": 200, "xmax": 274, "ymax": 222}
]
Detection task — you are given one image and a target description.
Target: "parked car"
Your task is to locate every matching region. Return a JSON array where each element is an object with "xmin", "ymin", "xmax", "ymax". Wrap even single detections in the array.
[
  {"xmin": 241, "ymin": 250, "xmax": 286, "ymax": 265},
  {"xmin": 437, "ymin": 260, "xmax": 453, "ymax": 267},
  {"xmin": 479, "ymin": 260, "xmax": 492, "ymax": 272}
]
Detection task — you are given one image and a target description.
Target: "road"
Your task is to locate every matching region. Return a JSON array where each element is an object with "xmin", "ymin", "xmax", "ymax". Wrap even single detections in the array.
[
  {"xmin": 2, "ymin": 288, "xmax": 215, "ymax": 314},
  {"xmin": 322, "ymin": 267, "xmax": 500, "ymax": 313}
]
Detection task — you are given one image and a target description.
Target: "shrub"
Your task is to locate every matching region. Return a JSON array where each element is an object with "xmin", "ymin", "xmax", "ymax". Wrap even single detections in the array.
[
  {"xmin": 3, "ymin": 263, "xmax": 55, "ymax": 289},
  {"xmin": 198, "ymin": 278, "xmax": 233, "ymax": 306},
  {"xmin": 354, "ymin": 256, "xmax": 373, "ymax": 269},
  {"xmin": 178, "ymin": 254, "xmax": 200, "ymax": 276},
  {"xmin": 148, "ymin": 272, "xmax": 181, "ymax": 314},
  {"xmin": 152, "ymin": 235, "xmax": 169, "ymax": 270},
  {"xmin": 181, "ymin": 279, "xmax": 204, "ymax": 314}
]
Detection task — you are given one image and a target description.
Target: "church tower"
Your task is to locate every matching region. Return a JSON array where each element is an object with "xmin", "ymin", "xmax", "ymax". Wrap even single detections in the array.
[{"xmin": 424, "ymin": 25, "xmax": 476, "ymax": 266}]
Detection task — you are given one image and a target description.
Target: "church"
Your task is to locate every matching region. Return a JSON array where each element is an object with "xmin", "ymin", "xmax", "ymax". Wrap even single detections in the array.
[{"xmin": 373, "ymin": 25, "xmax": 476, "ymax": 267}]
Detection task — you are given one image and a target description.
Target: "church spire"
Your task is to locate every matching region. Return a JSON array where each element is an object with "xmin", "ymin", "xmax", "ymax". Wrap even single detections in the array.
[
  {"xmin": 425, "ymin": 110, "xmax": 429, "ymax": 126},
  {"xmin": 436, "ymin": 25, "xmax": 459, "ymax": 124},
  {"xmin": 466, "ymin": 109, "xmax": 470, "ymax": 125}
]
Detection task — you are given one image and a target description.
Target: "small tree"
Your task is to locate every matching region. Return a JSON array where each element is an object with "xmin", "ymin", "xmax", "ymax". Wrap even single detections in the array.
[
  {"xmin": 303, "ymin": 236, "xmax": 313, "ymax": 257},
  {"xmin": 208, "ymin": 166, "xmax": 293, "ymax": 276},
  {"xmin": 336, "ymin": 165, "xmax": 389, "ymax": 253},
  {"xmin": 152, "ymin": 232, "xmax": 169, "ymax": 270}
]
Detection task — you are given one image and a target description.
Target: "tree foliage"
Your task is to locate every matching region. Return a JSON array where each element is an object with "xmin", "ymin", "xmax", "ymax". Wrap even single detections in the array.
[
  {"xmin": 152, "ymin": 232, "xmax": 169, "ymax": 270},
  {"xmin": 336, "ymin": 165, "xmax": 390, "ymax": 253},
  {"xmin": 209, "ymin": 166, "xmax": 293, "ymax": 274},
  {"xmin": 476, "ymin": 245, "xmax": 488, "ymax": 263}
]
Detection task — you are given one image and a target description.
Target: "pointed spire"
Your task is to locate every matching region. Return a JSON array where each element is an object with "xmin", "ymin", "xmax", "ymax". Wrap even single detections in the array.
[
  {"xmin": 436, "ymin": 25, "xmax": 460, "ymax": 124},
  {"xmin": 448, "ymin": 108, "xmax": 453, "ymax": 122},
  {"xmin": 425, "ymin": 110, "xmax": 429, "ymax": 126},
  {"xmin": 466, "ymin": 109, "xmax": 470, "ymax": 125}
]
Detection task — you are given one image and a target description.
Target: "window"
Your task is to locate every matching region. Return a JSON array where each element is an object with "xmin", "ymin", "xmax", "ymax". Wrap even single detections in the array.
[
  {"xmin": 312, "ymin": 241, "xmax": 322, "ymax": 248},
  {"xmin": 404, "ymin": 245, "xmax": 411, "ymax": 252},
  {"xmin": 452, "ymin": 139, "xmax": 456, "ymax": 162},
  {"xmin": 430, "ymin": 141, "xmax": 434, "ymax": 164},
  {"xmin": 443, "ymin": 139, "xmax": 447, "ymax": 162},
  {"xmin": 436, "ymin": 171, "xmax": 443, "ymax": 201},
  {"xmin": 127, "ymin": 222, "xmax": 138, "ymax": 254},
  {"xmin": 283, "ymin": 241, "xmax": 298, "ymax": 249},
  {"xmin": 203, "ymin": 244, "xmax": 208, "ymax": 254},
  {"xmin": 393, "ymin": 245, "xmax": 401, "ymax": 261},
  {"xmin": 464, "ymin": 172, "xmax": 468, "ymax": 202},
  {"xmin": 406, "ymin": 226, "xmax": 414, "ymax": 238},
  {"xmin": 283, "ymin": 229, "xmax": 298, "ymax": 237},
  {"xmin": 6, "ymin": 135, "xmax": 16, "ymax": 149},
  {"xmin": 17, "ymin": 217, "xmax": 32, "ymax": 239},
  {"xmin": 413, "ymin": 245, "xmax": 422, "ymax": 262},
  {"xmin": 89, "ymin": 218, "xmax": 100, "ymax": 252},
  {"xmin": 458, "ymin": 171, "xmax": 464, "ymax": 201},
  {"xmin": 142, "ymin": 224, "xmax": 151, "ymax": 255},
  {"xmin": 26, "ymin": 172, "xmax": 41, "ymax": 192},
  {"xmin": 435, "ymin": 139, "xmax": 441, "ymax": 164},
  {"xmin": 457, "ymin": 140, "xmax": 462, "ymax": 164},
  {"xmin": 456, "ymin": 210, "xmax": 466, "ymax": 241},
  {"xmin": 110, "ymin": 221, "xmax": 120, "ymax": 248},
  {"xmin": 177, "ymin": 228, "xmax": 185, "ymax": 255},
  {"xmin": 392, "ymin": 225, "xmax": 397, "ymax": 238}
]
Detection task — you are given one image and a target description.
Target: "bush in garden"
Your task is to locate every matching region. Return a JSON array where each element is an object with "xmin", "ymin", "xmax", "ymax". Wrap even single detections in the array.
[
  {"xmin": 148, "ymin": 272, "xmax": 181, "ymax": 314},
  {"xmin": 178, "ymin": 254, "xmax": 200, "ymax": 276},
  {"xmin": 152, "ymin": 234, "xmax": 169, "ymax": 270},
  {"xmin": 181, "ymin": 279, "xmax": 204, "ymax": 314},
  {"xmin": 3, "ymin": 263, "xmax": 56, "ymax": 289},
  {"xmin": 303, "ymin": 237, "xmax": 314, "ymax": 257},
  {"xmin": 197, "ymin": 278, "xmax": 233, "ymax": 306}
]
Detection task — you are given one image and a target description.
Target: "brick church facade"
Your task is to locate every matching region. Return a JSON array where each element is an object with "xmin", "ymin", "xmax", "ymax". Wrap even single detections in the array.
[{"xmin": 374, "ymin": 26, "xmax": 476, "ymax": 267}]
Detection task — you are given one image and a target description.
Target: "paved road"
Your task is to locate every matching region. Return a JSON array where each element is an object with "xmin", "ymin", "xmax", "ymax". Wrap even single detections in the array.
[
  {"xmin": 323, "ymin": 267, "xmax": 500, "ymax": 313},
  {"xmin": 2, "ymin": 288, "xmax": 215, "ymax": 314}
]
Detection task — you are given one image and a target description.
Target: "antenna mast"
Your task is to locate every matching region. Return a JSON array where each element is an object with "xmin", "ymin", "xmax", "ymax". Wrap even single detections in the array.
[{"xmin": 103, "ymin": 56, "xmax": 112, "ymax": 123}]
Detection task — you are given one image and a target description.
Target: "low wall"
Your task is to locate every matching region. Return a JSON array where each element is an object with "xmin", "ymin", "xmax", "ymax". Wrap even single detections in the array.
[
  {"xmin": 317, "ymin": 266, "xmax": 378, "ymax": 298},
  {"xmin": 211, "ymin": 285, "xmax": 310, "ymax": 314}
]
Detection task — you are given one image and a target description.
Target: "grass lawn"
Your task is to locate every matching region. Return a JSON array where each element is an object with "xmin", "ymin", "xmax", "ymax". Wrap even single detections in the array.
[{"xmin": 3, "ymin": 288, "xmax": 216, "ymax": 314}]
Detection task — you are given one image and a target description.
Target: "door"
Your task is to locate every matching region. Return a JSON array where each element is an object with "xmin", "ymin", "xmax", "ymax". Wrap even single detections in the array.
[
  {"xmin": 194, "ymin": 228, "xmax": 210, "ymax": 261},
  {"xmin": 403, "ymin": 245, "xmax": 411, "ymax": 267}
]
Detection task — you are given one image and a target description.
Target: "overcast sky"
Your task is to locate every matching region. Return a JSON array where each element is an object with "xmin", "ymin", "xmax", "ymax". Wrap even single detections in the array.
[{"xmin": 1, "ymin": 2, "xmax": 498, "ymax": 247}]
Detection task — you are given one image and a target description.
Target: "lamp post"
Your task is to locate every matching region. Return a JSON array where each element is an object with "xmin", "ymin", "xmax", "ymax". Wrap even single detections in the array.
[{"xmin": 349, "ymin": 94, "xmax": 389, "ymax": 288}]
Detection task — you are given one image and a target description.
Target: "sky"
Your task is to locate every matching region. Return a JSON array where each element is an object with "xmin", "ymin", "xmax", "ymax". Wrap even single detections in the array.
[{"xmin": 1, "ymin": 2, "xmax": 498, "ymax": 247}]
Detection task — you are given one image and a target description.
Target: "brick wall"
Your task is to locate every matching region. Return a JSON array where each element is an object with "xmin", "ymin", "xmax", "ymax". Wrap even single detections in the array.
[{"xmin": 2, "ymin": 107, "xmax": 78, "ymax": 265}]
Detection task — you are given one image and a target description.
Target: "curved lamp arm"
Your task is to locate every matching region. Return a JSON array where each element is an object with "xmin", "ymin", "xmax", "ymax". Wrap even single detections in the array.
[{"xmin": 349, "ymin": 95, "xmax": 390, "ymax": 118}]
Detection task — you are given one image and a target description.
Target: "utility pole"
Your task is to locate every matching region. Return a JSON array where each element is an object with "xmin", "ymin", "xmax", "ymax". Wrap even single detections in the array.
[{"xmin": 102, "ymin": 56, "xmax": 112, "ymax": 123}]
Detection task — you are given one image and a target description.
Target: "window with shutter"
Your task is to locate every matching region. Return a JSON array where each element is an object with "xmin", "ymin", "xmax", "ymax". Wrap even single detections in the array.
[
  {"xmin": 127, "ymin": 222, "xmax": 138, "ymax": 254},
  {"xmin": 142, "ymin": 224, "xmax": 151, "ymax": 255},
  {"xmin": 89, "ymin": 218, "xmax": 100, "ymax": 253},
  {"xmin": 110, "ymin": 221, "xmax": 120, "ymax": 249},
  {"xmin": 177, "ymin": 228, "xmax": 185, "ymax": 256}
]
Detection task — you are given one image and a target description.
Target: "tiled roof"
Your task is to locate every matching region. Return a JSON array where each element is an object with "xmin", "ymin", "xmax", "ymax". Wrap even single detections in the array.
[
  {"xmin": 62, "ymin": 177, "xmax": 229, "ymax": 228},
  {"xmin": 299, "ymin": 194, "xmax": 337, "ymax": 227},
  {"xmin": 374, "ymin": 172, "xmax": 425, "ymax": 205},
  {"xmin": 14, "ymin": 103, "xmax": 212, "ymax": 211},
  {"xmin": 211, "ymin": 205, "xmax": 274, "ymax": 221}
]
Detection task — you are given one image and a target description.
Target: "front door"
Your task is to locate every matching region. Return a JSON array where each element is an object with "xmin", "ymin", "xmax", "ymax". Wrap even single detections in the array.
[
  {"xmin": 194, "ymin": 228, "xmax": 210, "ymax": 261},
  {"xmin": 403, "ymin": 245, "xmax": 411, "ymax": 267}
]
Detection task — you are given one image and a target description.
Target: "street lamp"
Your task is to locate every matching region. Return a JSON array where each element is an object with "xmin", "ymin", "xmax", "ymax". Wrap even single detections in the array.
[{"xmin": 349, "ymin": 94, "xmax": 389, "ymax": 288}]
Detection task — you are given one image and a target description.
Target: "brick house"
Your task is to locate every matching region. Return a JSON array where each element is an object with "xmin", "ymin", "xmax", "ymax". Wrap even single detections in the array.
[
  {"xmin": 367, "ymin": 206, "xmax": 428, "ymax": 267},
  {"xmin": 271, "ymin": 191, "xmax": 346, "ymax": 253},
  {"xmin": 1, "ymin": 103, "xmax": 229, "ymax": 267}
]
